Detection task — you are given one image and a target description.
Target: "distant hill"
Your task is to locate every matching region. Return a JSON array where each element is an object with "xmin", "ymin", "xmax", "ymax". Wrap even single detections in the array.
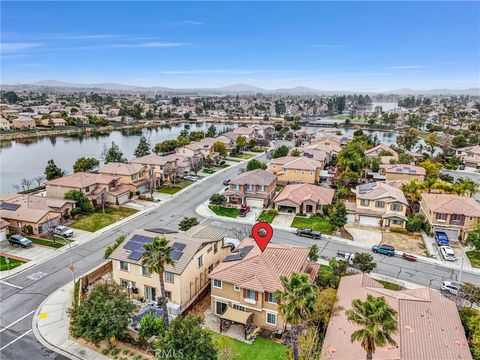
[{"xmin": 1, "ymin": 80, "xmax": 478, "ymax": 96}]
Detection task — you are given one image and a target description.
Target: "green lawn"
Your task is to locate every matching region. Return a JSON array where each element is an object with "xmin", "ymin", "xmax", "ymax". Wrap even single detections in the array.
[
  {"xmin": 157, "ymin": 180, "xmax": 193, "ymax": 194},
  {"xmin": 231, "ymin": 153, "xmax": 255, "ymax": 159},
  {"xmin": 210, "ymin": 331, "xmax": 287, "ymax": 360},
  {"xmin": 377, "ymin": 280, "xmax": 402, "ymax": 291},
  {"xmin": 216, "ymin": 163, "xmax": 230, "ymax": 169},
  {"xmin": 466, "ymin": 250, "xmax": 480, "ymax": 268},
  {"xmin": 0, "ymin": 256, "xmax": 25, "ymax": 271},
  {"xmin": 71, "ymin": 207, "xmax": 138, "ymax": 232},
  {"xmin": 27, "ymin": 236, "xmax": 67, "ymax": 249},
  {"xmin": 208, "ymin": 205, "xmax": 240, "ymax": 218},
  {"xmin": 257, "ymin": 210, "xmax": 277, "ymax": 223},
  {"xmin": 335, "ymin": 114, "xmax": 367, "ymax": 122},
  {"xmin": 202, "ymin": 168, "xmax": 216, "ymax": 174},
  {"xmin": 249, "ymin": 147, "xmax": 268, "ymax": 153},
  {"xmin": 291, "ymin": 215, "xmax": 335, "ymax": 234}
]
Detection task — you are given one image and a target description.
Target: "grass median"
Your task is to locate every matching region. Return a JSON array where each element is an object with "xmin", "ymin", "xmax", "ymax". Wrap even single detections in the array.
[
  {"xmin": 71, "ymin": 207, "xmax": 138, "ymax": 232},
  {"xmin": 291, "ymin": 214, "xmax": 335, "ymax": 234},
  {"xmin": 157, "ymin": 179, "xmax": 193, "ymax": 194},
  {"xmin": 27, "ymin": 236, "xmax": 68, "ymax": 249},
  {"xmin": 0, "ymin": 256, "xmax": 25, "ymax": 271},
  {"xmin": 208, "ymin": 205, "xmax": 240, "ymax": 218}
]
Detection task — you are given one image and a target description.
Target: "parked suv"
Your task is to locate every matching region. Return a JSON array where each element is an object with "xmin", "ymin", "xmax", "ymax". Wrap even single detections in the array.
[
  {"xmin": 54, "ymin": 225, "xmax": 74, "ymax": 238},
  {"xmin": 435, "ymin": 231, "xmax": 449, "ymax": 245},
  {"xmin": 371, "ymin": 244, "xmax": 395, "ymax": 256},
  {"xmin": 440, "ymin": 246, "xmax": 456, "ymax": 261},
  {"xmin": 441, "ymin": 281, "xmax": 459, "ymax": 295},
  {"xmin": 8, "ymin": 234, "xmax": 33, "ymax": 248}
]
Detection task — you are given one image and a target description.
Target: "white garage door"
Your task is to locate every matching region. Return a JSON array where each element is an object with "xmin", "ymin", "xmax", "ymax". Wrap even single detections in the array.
[
  {"xmin": 347, "ymin": 214, "xmax": 355, "ymax": 223},
  {"xmin": 359, "ymin": 216, "xmax": 380, "ymax": 227},
  {"xmin": 0, "ymin": 229, "xmax": 6, "ymax": 242},
  {"xmin": 246, "ymin": 197, "xmax": 264, "ymax": 209},
  {"xmin": 117, "ymin": 193, "xmax": 130, "ymax": 205}
]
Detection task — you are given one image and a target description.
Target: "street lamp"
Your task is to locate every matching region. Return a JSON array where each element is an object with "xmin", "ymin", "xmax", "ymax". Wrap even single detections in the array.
[{"xmin": 55, "ymin": 234, "xmax": 75, "ymax": 285}]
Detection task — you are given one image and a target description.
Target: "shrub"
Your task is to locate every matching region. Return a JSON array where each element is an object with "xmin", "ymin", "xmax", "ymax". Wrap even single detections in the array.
[
  {"xmin": 390, "ymin": 227, "xmax": 408, "ymax": 234},
  {"xmin": 70, "ymin": 207, "xmax": 82, "ymax": 217},
  {"xmin": 139, "ymin": 312, "xmax": 165, "ymax": 339},
  {"xmin": 25, "ymin": 225, "xmax": 34, "ymax": 235},
  {"xmin": 424, "ymin": 222, "xmax": 431, "ymax": 235},
  {"xmin": 209, "ymin": 193, "xmax": 226, "ymax": 206},
  {"xmin": 406, "ymin": 214, "xmax": 424, "ymax": 232}
]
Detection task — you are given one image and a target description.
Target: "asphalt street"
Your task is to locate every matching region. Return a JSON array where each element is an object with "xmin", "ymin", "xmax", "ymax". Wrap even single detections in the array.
[{"xmin": 1, "ymin": 155, "xmax": 479, "ymax": 359}]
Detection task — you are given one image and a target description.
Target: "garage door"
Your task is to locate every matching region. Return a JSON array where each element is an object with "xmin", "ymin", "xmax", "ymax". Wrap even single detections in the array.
[
  {"xmin": 278, "ymin": 205, "xmax": 297, "ymax": 214},
  {"xmin": 359, "ymin": 216, "xmax": 380, "ymax": 227},
  {"xmin": 246, "ymin": 197, "xmax": 264, "ymax": 209},
  {"xmin": 434, "ymin": 227, "xmax": 460, "ymax": 241},
  {"xmin": 117, "ymin": 193, "xmax": 130, "ymax": 205},
  {"xmin": 347, "ymin": 214, "xmax": 355, "ymax": 223}
]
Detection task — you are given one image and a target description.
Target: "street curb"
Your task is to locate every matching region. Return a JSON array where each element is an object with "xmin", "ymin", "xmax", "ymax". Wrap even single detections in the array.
[{"xmin": 32, "ymin": 283, "xmax": 85, "ymax": 360}]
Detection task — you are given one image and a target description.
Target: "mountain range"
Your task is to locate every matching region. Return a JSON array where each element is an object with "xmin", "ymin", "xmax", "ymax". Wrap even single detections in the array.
[{"xmin": 2, "ymin": 80, "xmax": 479, "ymax": 96}]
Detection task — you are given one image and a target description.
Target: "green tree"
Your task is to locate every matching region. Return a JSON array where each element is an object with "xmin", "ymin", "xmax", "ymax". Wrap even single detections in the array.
[
  {"xmin": 290, "ymin": 148, "xmax": 301, "ymax": 157},
  {"xmin": 64, "ymin": 189, "xmax": 95, "ymax": 213},
  {"xmin": 424, "ymin": 133, "xmax": 439, "ymax": 156},
  {"xmin": 44, "ymin": 159, "xmax": 64, "ymax": 180},
  {"xmin": 236, "ymin": 136, "xmax": 247, "ymax": 150},
  {"xmin": 352, "ymin": 253, "xmax": 377, "ymax": 273},
  {"xmin": 178, "ymin": 217, "xmax": 199, "ymax": 231},
  {"xmin": 274, "ymin": 273, "xmax": 318, "ymax": 360},
  {"xmin": 73, "ymin": 157, "xmax": 99, "ymax": 173},
  {"xmin": 406, "ymin": 214, "xmax": 424, "ymax": 232},
  {"xmin": 308, "ymin": 244, "xmax": 319, "ymax": 262},
  {"xmin": 316, "ymin": 258, "xmax": 348, "ymax": 289},
  {"xmin": 154, "ymin": 140, "xmax": 178, "ymax": 154},
  {"xmin": 456, "ymin": 178, "xmax": 479, "ymax": 198},
  {"xmin": 246, "ymin": 159, "xmax": 267, "ymax": 171},
  {"xmin": 142, "ymin": 237, "xmax": 175, "ymax": 327},
  {"xmin": 134, "ymin": 136, "xmax": 151, "ymax": 157},
  {"xmin": 209, "ymin": 193, "xmax": 226, "ymax": 206},
  {"xmin": 336, "ymin": 184, "xmax": 351, "ymax": 199},
  {"xmin": 418, "ymin": 159, "xmax": 441, "ymax": 179},
  {"xmin": 213, "ymin": 141, "xmax": 227, "ymax": 157},
  {"xmin": 330, "ymin": 201, "xmax": 347, "ymax": 227},
  {"xmin": 206, "ymin": 124, "xmax": 217, "ymax": 138},
  {"xmin": 155, "ymin": 315, "xmax": 217, "ymax": 360},
  {"xmin": 396, "ymin": 128, "xmax": 419, "ymax": 151},
  {"xmin": 68, "ymin": 283, "xmax": 135, "ymax": 345},
  {"xmin": 188, "ymin": 131, "xmax": 205, "ymax": 142},
  {"xmin": 466, "ymin": 225, "xmax": 480, "ymax": 251},
  {"xmin": 104, "ymin": 141, "xmax": 125, "ymax": 163},
  {"xmin": 3, "ymin": 91, "xmax": 20, "ymax": 103},
  {"xmin": 139, "ymin": 312, "xmax": 165, "ymax": 339},
  {"xmin": 459, "ymin": 283, "xmax": 480, "ymax": 308},
  {"xmin": 272, "ymin": 145, "xmax": 290, "ymax": 158},
  {"xmin": 346, "ymin": 295, "xmax": 398, "ymax": 360},
  {"xmin": 370, "ymin": 157, "xmax": 380, "ymax": 172}
]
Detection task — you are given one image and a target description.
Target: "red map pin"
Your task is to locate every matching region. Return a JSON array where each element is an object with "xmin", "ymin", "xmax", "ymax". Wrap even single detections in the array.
[{"xmin": 252, "ymin": 222, "xmax": 273, "ymax": 252}]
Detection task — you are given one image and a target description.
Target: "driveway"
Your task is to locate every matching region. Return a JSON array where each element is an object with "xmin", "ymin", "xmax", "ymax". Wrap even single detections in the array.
[
  {"xmin": 344, "ymin": 223, "xmax": 382, "ymax": 247},
  {"xmin": 0, "ymin": 240, "xmax": 54, "ymax": 262},
  {"xmin": 272, "ymin": 214, "xmax": 295, "ymax": 228}
]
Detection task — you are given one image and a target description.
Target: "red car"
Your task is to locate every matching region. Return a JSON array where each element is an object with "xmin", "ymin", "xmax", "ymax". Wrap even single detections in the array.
[{"xmin": 239, "ymin": 205, "xmax": 250, "ymax": 217}]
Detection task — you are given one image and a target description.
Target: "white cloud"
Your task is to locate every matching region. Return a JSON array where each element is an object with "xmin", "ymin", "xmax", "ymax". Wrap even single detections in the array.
[
  {"xmin": 385, "ymin": 65, "xmax": 426, "ymax": 69},
  {"xmin": 1, "ymin": 42, "xmax": 43, "ymax": 52},
  {"xmin": 107, "ymin": 42, "xmax": 187, "ymax": 48}
]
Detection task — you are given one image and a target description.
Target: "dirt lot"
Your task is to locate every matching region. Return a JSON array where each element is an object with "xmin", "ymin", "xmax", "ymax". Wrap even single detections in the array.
[{"xmin": 381, "ymin": 232, "xmax": 426, "ymax": 256}]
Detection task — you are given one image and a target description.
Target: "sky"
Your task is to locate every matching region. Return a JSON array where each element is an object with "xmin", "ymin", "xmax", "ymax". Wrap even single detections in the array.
[{"xmin": 1, "ymin": 1, "xmax": 479, "ymax": 91}]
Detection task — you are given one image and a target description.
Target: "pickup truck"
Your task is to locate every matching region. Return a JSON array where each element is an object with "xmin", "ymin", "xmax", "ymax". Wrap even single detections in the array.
[
  {"xmin": 295, "ymin": 228, "xmax": 321, "ymax": 239},
  {"xmin": 371, "ymin": 244, "xmax": 395, "ymax": 256},
  {"xmin": 336, "ymin": 250, "xmax": 355, "ymax": 265}
]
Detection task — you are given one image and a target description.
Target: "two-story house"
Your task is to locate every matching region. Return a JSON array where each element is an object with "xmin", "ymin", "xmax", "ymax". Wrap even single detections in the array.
[
  {"xmin": 268, "ymin": 156, "xmax": 324, "ymax": 184},
  {"xmin": 99, "ymin": 162, "xmax": 150, "ymax": 193},
  {"xmin": 379, "ymin": 164, "xmax": 426, "ymax": 182},
  {"xmin": 129, "ymin": 154, "xmax": 180, "ymax": 186},
  {"xmin": 224, "ymin": 169, "xmax": 277, "ymax": 208},
  {"xmin": 232, "ymin": 127, "xmax": 258, "ymax": 140},
  {"xmin": 365, "ymin": 144, "xmax": 399, "ymax": 164},
  {"xmin": 208, "ymin": 238, "xmax": 319, "ymax": 337},
  {"xmin": 346, "ymin": 182, "xmax": 409, "ymax": 228},
  {"xmin": 420, "ymin": 193, "xmax": 480, "ymax": 241},
  {"xmin": 46, "ymin": 172, "xmax": 131, "ymax": 205},
  {"xmin": 109, "ymin": 224, "xmax": 231, "ymax": 315},
  {"xmin": 456, "ymin": 145, "xmax": 480, "ymax": 169}
]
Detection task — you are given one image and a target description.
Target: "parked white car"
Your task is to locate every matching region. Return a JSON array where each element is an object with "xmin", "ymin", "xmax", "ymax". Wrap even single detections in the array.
[
  {"xmin": 439, "ymin": 246, "xmax": 456, "ymax": 261},
  {"xmin": 54, "ymin": 225, "xmax": 74, "ymax": 238},
  {"xmin": 441, "ymin": 280, "xmax": 459, "ymax": 295}
]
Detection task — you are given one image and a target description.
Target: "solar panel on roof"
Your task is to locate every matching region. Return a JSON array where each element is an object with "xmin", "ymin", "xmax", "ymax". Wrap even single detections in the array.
[
  {"xmin": 130, "ymin": 234, "xmax": 154, "ymax": 244},
  {"xmin": 408, "ymin": 170, "xmax": 416, "ymax": 174},
  {"xmin": 239, "ymin": 246, "xmax": 254, "ymax": 257},
  {"xmin": 123, "ymin": 241, "xmax": 145, "ymax": 251},
  {"xmin": 171, "ymin": 250, "xmax": 183, "ymax": 261},
  {"xmin": 223, "ymin": 254, "xmax": 243, "ymax": 262},
  {"xmin": 128, "ymin": 250, "xmax": 144, "ymax": 261},
  {"xmin": 0, "ymin": 202, "xmax": 21, "ymax": 211},
  {"xmin": 172, "ymin": 242, "xmax": 186, "ymax": 251}
]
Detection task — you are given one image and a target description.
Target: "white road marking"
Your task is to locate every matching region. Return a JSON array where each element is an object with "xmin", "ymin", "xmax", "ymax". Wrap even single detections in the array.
[
  {"xmin": 0, "ymin": 281, "xmax": 23, "ymax": 290},
  {"xmin": 0, "ymin": 329, "xmax": 32, "ymax": 351},
  {"xmin": 0, "ymin": 310, "xmax": 35, "ymax": 333},
  {"xmin": 27, "ymin": 271, "xmax": 47, "ymax": 281}
]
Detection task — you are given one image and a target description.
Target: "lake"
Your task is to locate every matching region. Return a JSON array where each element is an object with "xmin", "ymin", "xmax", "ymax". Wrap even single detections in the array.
[{"xmin": 0, "ymin": 122, "xmax": 401, "ymax": 194}]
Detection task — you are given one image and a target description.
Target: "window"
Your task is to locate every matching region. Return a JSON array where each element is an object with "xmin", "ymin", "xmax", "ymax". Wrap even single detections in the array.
[
  {"xmin": 437, "ymin": 213, "xmax": 447, "ymax": 221},
  {"xmin": 360, "ymin": 199, "xmax": 369, "ymax": 206},
  {"xmin": 375, "ymin": 201, "xmax": 385, "ymax": 208},
  {"xmin": 165, "ymin": 271, "xmax": 174, "ymax": 283},
  {"xmin": 266, "ymin": 312, "xmax": 277, "ymax": 326},
  {"xmin": 245, "ymin": 289, "xmax": 256, "ymax": 300},
  {"xmin": 208, "ymin": 264, "xmax": 213, "ymax": 273},
  {"xmin": 215, "ymin": 300, "xmax": 227, "ymax": 315},
  {"xmin": 213, "ymin": 279, "xmax": 222, "ymax": 289},
  {"xmin": 233, "ymin": 304, "xmax": 246, "ymax": 311},
  {"xmin": 164, "ymin": 290, "xmax": 172, "ymax": 300},
  {"xmin": 85, "ymin": 186, "xmax": 90, "ymax": 193},
  {"xmin": 310, "ymin": 171, "xmax": 313, "ymax": 176},
  {"xmin": 119, "ymin": 261, "xmax": 129, "ymax": 271},
  {"xmin": 213, "ymin": 242, "xmax": 218, "ymax": 254},
  {"xmin": 265, "ymin": 292, "xmax": 276, "ymax": 304},
  {"xmin": 390, "ymin": 203, "xmax": 402, "ymax": 211},
  {"xmin": 145, "ymin": 286, "xmax": 156, "ymax": 301},
  {"xmin": 301, "ymin": 170, "xmax": 304, "ymax": 175},
  {"xmin": 246, "ymin": 184, "xmax": 253, "ymax": 191},
  {"xmin": 258, "ymin": 185, "xmax": 265, "ymax": 192},
  {"xmin": 120, "ymin": 279, "xmax": 135, "ymax": 289},
  {"xmin": 452, "ymin": 214, "xmax": 461, "ymax": 221},
  {"xmin": 232, "ymin": 184, "xmax": 240, "ymax": 190},
  {"xmin": 234, "ymin": 284, "xmax": 240, "ymax": 291},
  {"xmin": 197, "ymin": 255, "xmax": 203, "ymax": 268},
  {"xmin": 141, "ymin": 266, "xmax": 150, "ymax": 277},
  {"xmin": 392, "ymin": 219, "xmax": 402, "ymax": 225}
]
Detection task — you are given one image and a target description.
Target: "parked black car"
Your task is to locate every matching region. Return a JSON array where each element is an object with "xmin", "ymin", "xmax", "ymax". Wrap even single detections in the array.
[
  {"xmin": 223, "ymin": 179, "xmax": 231, "ymax": 186},
  {"xmin": 295, "ymin": 228, "xmax": 321, "ymax": 239},
  {"xmin": 9, "ymin": 234, "xmax": 33, "ymax": 248}
]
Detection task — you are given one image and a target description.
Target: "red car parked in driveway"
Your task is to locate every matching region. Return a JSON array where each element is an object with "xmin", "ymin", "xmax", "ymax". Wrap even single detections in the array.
[{"xmin": 239, "ymin": 204, "xmax": 250, "ymax": 217}]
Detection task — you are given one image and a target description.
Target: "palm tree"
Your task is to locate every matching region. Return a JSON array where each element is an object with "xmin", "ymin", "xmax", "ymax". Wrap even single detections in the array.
[
  {"xmin": 274, "ymin": 272, "xmax": 318, "ymax": 360},
  {"xmin": 142, "ymin": 237, "xmax": 175, "ymax": 327},
  {"xmin": 346, "ymin": 295, "xmax": 398, "ymax": 360},
  {"xmin": 456, "ymin": 178, "xmax": 479, "ymax": 198},
  {"xmin": 401, "ymin": 180, "xmax": 423, "ymax": 211}
]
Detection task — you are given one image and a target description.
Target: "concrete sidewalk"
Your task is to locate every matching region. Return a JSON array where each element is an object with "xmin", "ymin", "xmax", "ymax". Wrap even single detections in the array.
[{"xmin": 32, "ymin": 282, "xmax": 109, "ymax": 360}]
